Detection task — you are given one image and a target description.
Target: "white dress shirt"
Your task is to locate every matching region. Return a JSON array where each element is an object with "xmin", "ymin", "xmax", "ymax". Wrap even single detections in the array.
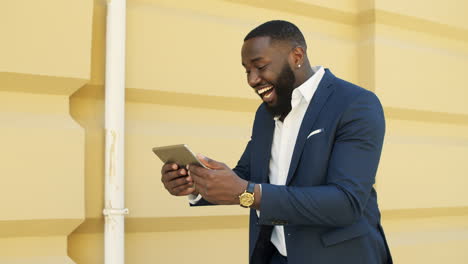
[
  {"xmin": 189, "ymin": 66, "xmax": 325, "ymax": 257},
  {"xmin": 268, "ymin": 66, "xmax": 325, "ymax": 256}
]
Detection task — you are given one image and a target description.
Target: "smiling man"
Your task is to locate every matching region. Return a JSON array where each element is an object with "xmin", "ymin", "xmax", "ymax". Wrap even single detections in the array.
[
  {"xmin": 161, "ymin": 20, "xmax": 392, "ymax": 264},
  {"xmin": 242, "ymin": 26, "xmax": 306, "ymax": 121}
]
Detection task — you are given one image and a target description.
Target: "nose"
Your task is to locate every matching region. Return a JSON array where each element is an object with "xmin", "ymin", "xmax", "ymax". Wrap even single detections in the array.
[{"xmin": 247, "ymin": 70, "xmax": 261, "ymax": 88}]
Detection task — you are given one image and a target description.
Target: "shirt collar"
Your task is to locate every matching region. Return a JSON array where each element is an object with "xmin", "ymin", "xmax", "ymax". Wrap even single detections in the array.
[{"xmin": 293, "ymin": 65, "xmax": 325, "ymax": 104}]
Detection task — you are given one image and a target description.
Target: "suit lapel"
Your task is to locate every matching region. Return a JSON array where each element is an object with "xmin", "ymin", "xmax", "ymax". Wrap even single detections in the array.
[
  {"xmin": 285, "ymin": 69, "xmax": 336, "ymax": 185},
  {"xmin": 252, "ymin": 108, "xmax": 275, "ymax": 183}
]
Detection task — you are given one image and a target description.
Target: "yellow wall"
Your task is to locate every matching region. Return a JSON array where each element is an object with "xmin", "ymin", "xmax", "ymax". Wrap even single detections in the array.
[
  {"xmin": 0, "ymin": 0, "xmax": 92, "ymax": 263},
  {"xmin": 1, "ymin": 0, "xmax": 467, "ymax": 263}
]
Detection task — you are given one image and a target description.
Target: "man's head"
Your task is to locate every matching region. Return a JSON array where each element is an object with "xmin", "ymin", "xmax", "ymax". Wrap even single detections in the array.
[{"xmin": 241, "ymin": 20, "xmax": 310, "ymax": 117}]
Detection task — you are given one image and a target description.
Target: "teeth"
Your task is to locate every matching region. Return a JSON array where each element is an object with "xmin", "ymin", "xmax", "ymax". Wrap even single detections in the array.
[{"xmin": 257, "ymin": 86, "xmax": 273, "ymax": 95}]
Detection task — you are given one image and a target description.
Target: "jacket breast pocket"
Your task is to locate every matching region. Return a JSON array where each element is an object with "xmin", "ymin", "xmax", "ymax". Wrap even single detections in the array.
[{"xmin": 320, "ymin": 219, "xmax": 369, "ymax": 247}]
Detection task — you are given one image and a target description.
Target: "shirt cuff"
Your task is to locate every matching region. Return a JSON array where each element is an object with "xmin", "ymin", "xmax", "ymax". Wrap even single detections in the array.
[{"xmin": 188, "ymin": 193, "xmax": 202, "ymax": 204}]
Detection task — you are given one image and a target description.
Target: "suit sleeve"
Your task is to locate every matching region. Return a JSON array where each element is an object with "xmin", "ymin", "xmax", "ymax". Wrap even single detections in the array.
[
  {"xmin": 258, "ymin": 91, "xmax": 385, "ymax": 227},
  {"xmin": 232, "ymin": 139, "xmax": 252, "ymax": 180}
]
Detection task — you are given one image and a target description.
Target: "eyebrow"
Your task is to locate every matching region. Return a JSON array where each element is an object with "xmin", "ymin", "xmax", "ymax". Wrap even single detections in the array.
[{"xmin": 241, "ymin": 56, "xmax": 263, "ymax": 67}]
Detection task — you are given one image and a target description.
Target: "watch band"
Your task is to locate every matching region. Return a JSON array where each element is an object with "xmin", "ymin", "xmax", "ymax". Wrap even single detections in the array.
[{"xmin": 246, "ymin": 181, "xmax": 255, "ymax": 194}]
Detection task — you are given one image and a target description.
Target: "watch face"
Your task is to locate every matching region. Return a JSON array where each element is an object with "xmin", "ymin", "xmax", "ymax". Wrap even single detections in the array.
[{"xmin": 240, "ymin": 193, "xmax": 254, "ymax": 207}]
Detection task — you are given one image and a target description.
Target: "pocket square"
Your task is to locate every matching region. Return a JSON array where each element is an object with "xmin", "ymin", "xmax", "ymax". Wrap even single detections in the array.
[{"xmin": 307, "ymin": 128, "xmax": 323, "ymax": 139}]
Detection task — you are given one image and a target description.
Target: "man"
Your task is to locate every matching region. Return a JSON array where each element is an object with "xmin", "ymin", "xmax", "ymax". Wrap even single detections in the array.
[{"xmin": 161, "ymin": 20, "xmax": 392, "ymax": 264}]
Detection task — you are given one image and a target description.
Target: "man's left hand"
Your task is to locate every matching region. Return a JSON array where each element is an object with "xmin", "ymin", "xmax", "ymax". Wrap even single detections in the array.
[{"xmin": 189, "ymin": 154, "xmax": 247, "ymax": 205}]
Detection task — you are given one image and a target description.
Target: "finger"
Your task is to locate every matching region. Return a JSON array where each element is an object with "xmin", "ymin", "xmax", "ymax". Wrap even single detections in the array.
[
  {"xmin": 167, "ymin": 169, "xmax": 187, "ymax": 181},
  {"xmin": 162, "ymin": 170, "xmax": 182, "ymax": 183},
  {"xmin": 167, "ymin": 176, "xmax": 191, "ymax": 190},
  {"xmin": 173, "ymin": 183, "xmax": 196, "ymax": 196},
  {"xmin": 178, "ymin": 168, "xmax": 187, "ymax": 176},
  {"xmin": 189, "ymin": 164, "xmax": 210, "ymax": 178},
  {"xmin": 163, "ymin": 167, "xmax": 188, "ymax": 182},
  {"xmin": 189, "ymin": 166, "xmax": 211, "ymax": 182},
  {"xmin": 185, "ymin": 174, "xmax": 193, "ymax": 183},
  {"xmin": 190, "ymin": 171, "xmax": 207, "ymax": 187},
  {"xmin": 179, "ymin": 187, "xmax": 196, "ymax": 196},
  {"xmin": 162, "ymin": 163, "xmax": 178, "ymax": 174},
  {"xmin": 184, "ymin": 169, "xmax": 193, "ymax": 183},
  {"xmin": 197, "ymin": 154, "xmax": 226, "ymax": 170}
]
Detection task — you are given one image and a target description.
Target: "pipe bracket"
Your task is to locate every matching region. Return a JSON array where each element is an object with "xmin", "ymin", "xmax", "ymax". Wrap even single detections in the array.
[{"xmin": 103, "ymin": 208, "xmax": 129, "ymax": 216}]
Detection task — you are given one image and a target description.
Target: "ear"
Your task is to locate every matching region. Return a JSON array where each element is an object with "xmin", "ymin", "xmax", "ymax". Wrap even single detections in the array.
[{"xmin": 289, "ymin": 46, "xmax": 306, "ymax": 69}]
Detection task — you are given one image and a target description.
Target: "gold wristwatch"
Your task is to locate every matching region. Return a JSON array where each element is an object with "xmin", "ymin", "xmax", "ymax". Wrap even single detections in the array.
[{"xmin": 239, "ymin": 182, "xmax": 255, "ymax": 208}]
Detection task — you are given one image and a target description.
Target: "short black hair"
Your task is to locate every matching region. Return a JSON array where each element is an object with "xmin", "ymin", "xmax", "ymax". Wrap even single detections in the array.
[{"xmin": 244, "ymin": 20, "xmax": 306, "ymax": 49}]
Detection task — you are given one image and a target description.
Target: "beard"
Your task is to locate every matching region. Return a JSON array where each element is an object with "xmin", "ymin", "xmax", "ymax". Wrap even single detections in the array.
[{"xmin": 265, "ymin": 62, "xmax": 296, "ymax": 118}]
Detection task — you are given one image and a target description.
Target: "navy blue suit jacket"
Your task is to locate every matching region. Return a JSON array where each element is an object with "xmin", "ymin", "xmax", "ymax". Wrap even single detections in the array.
[{"xmin": 196, "ymin": 69, "xmax": 392, "ymax": 264}]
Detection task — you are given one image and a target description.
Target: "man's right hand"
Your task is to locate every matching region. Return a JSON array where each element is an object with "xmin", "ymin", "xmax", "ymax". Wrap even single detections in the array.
[{"xmin": 161, "ymin": 163, "xmax": 198, "ymax": 196}]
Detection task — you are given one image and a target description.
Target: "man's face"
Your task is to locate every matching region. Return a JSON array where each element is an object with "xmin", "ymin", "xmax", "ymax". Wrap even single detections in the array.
[{"xmin": 241, "ymin": 36, "xmax": 297, "ymax": 117}]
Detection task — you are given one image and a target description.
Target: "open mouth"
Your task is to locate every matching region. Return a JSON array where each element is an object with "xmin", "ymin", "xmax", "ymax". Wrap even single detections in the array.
[{"xmin": 257, "ymin": 85, "xmax": 274, "ymax": 99}]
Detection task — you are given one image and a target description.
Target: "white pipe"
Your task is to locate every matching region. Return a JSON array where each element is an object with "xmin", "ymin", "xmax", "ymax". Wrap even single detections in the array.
[{"xmin": 103, "ymin": 0, "xmax": 128, "ymax": 264}]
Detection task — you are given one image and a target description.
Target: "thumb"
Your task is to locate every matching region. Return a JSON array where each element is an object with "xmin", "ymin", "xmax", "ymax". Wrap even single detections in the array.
[{"xmin": 197, "ymin": 153, "xmax": 226, "ymax": 170}]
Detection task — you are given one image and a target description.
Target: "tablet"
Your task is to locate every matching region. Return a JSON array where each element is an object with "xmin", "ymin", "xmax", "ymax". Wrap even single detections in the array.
[{"xmin": 152, "ymin": 144, "xmax": 207, "ymax": 168}]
